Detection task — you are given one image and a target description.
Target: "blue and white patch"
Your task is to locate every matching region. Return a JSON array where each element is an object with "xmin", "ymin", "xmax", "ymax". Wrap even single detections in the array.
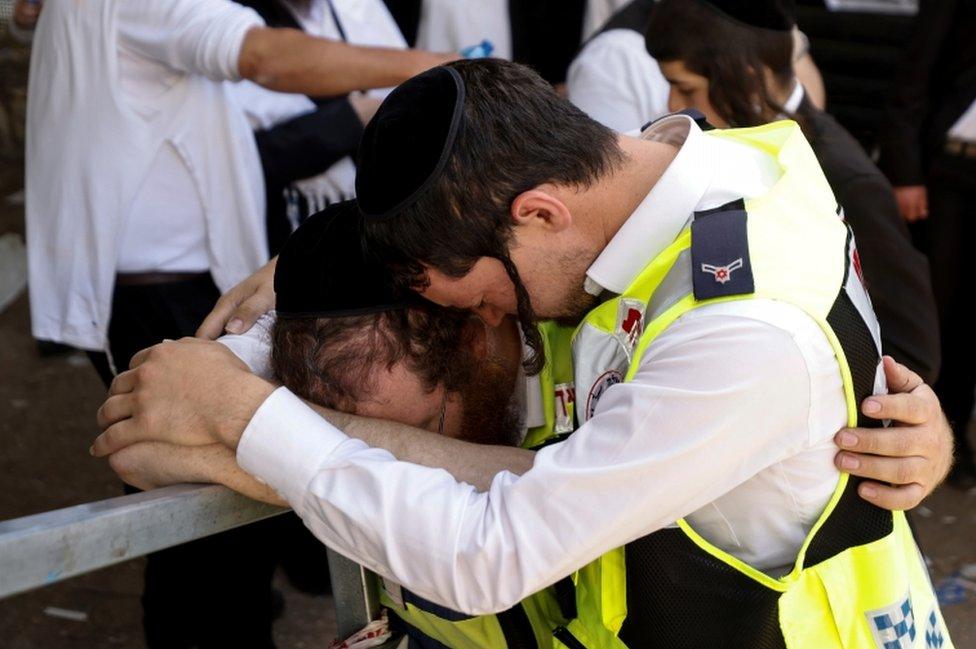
[
  {"xmin": 867, "ymin": 594, "xmax": 916, "ymax": 649},
  {"xmin": 925, "ymin": 608, "xmax": 946, "ymax": 648}
]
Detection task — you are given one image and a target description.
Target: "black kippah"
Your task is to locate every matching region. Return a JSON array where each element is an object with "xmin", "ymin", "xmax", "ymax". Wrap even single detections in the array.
[
  {"xmin": 356, "ymin": 65, "xmax": 465, "ymax": 221},
  {"xmin": 699, "ymin": 0, "xmax": 795, "ymax": 31},
  {"xmin": 274, "ymin": 200, "xmax": 416, "ymax": 318}
]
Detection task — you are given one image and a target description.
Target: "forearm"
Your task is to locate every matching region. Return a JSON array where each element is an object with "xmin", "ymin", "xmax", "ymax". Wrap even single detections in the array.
[
  {"xmin": 193, "ymin": 445, "xmax": 289, "ymax": 507},
  {"xmin": 239, "ymin": 28, "xmax": 448, "ymax": 97},
  {"xmin": 305, "ymin": 403, "xmax": 535, "ymax": 491}
]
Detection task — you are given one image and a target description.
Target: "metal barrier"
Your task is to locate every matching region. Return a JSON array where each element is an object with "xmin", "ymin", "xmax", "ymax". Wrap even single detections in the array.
[{"xmin": 0, "ymin": 484, "xmax": 389, "ymax": 642}]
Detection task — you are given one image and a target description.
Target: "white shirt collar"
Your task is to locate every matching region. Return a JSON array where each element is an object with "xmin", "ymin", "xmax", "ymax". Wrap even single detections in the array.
[
  {"xmin": 783, "ymin": 80, "xmax": 805, "ymax": 115},
  {"xmin": 584, "ymin": 113, "xmax": 781, "ymax": 297}
]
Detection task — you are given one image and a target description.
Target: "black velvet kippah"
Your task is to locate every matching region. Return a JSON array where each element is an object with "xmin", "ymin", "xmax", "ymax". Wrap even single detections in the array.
[
  {"xmin": 699, "ymin": 0, "xmax": 796, "ymax": 31},
  {"xmin": 356, "ymin": 66, "xmax": 465, "ymax": 220},
  {"xmin": 274, "ymin": 200, "xmax": 416, "ymax": 318}
]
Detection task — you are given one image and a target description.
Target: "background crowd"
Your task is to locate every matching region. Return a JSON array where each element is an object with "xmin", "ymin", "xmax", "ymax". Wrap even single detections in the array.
[{"xmin": 0, "ymin": 0, "xmax": 973, "ymax": 646}]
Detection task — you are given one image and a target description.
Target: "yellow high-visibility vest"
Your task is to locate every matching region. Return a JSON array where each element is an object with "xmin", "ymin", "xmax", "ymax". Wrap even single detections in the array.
[{"xmin": 568, "ymin": 118, "xmax": 951, "ymax": 648}]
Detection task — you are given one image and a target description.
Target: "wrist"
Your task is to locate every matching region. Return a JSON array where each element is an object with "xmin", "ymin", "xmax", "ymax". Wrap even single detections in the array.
[{"xmin": 218, "ymin": 373, "xmax": 276, "ymax": 451}]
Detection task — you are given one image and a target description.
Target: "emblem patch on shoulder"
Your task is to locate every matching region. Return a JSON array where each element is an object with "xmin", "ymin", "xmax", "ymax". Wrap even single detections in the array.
[
  {"xmin": 691, "ymin": 207, "xmax": 754, "ymax": 300},
  {"xmin": 585, "ymin": 369, "xmax": 623, "ymax": 420}
]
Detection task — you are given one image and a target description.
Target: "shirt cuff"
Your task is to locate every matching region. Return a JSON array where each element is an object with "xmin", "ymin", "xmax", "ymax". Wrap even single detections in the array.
[
  {"xmin": 223, "ymin": 8, "xmax": 265, "ymax": 81},
  {"xmin": 237, "ymin": 387, "xmax": 350, "ymax": 506}
]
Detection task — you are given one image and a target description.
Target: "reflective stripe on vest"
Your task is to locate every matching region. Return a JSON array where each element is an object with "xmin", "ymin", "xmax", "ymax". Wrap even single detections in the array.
[{"xmin": 570, "ymin": 119, "xmax": 951, "ymax": 649}]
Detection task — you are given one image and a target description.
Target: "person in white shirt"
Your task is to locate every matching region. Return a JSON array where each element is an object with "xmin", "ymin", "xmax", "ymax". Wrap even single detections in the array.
[
  {"xmin": 25, "ymin": 1, "xmax": 449, "ymax": 644},
  {"xmin": 566, "ymin": 0, "xmax": 825, "ymax": 132},
  {"xmin": 92, "ymin": 54, "xmax": 954, "ymax": 633}
]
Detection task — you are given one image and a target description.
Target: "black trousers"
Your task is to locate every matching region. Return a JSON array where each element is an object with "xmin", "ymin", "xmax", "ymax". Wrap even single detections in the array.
[
  {"xmin": 926, "ymin": 153, "xmax": 976, "ymax": 467},
  {"xmin": 89, "ymin": 275, "xmax": 283, "ymax": 649}
]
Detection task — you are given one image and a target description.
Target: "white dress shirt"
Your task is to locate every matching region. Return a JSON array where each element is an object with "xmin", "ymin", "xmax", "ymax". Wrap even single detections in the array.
[
  {"xmin": 414, "ymin": 0, "xmax": 512, "ymax": 61},
  {"xmin": 567, "ymin": 27, "xmax": 671, "ymax": 132},
  {"xmin": 236, "ymin": 116, "xmax": 851, "ymax": 614},
  {"xmin": 26, "ymin": 0, "xmax": 267, "ymax": 350}
]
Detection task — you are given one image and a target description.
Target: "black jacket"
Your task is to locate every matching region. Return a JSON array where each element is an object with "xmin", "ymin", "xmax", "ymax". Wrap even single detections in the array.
[
  {"xmin": 878, "ymin": 0, "xmax": 976, "ymax": 185},
  {"xmin": 799, "ymin": 100, "xmax": 941, "ymax": 381},
  {"xmin": 233, "ymin": 0, "xmax": 365, "ymax": 253}
]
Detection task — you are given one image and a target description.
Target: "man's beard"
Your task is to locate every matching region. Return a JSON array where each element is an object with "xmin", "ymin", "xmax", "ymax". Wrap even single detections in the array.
[
  {"xmin": 457, "ymin": 354, "xmax": 522, "ymax": 446},
  {"xmin": 553, "ymin": 287, "xmax": 601, "ymax": 326},
  {"xmin": 535, "ymin": 246, "xmax": 602, "ymax": 325}
]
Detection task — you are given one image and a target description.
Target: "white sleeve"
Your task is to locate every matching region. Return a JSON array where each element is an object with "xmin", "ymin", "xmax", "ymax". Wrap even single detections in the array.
[
  {"xmin": 228, "ymin": 80, "xmax": 317, "ymax": 131},
  {"xmin": 567, "ymin": 30, "xmax": 671, "ymax": 133},
  {"xmin": 218, "ymin": 312, "xmax": 276, "ymax": 380},
  {"xmin": 237, "ymin": 313, "xmax": 815, "ymax": 615},
  {"xmin": 117, "ymin": 0, "xmax": 265, "ymax": 81}
]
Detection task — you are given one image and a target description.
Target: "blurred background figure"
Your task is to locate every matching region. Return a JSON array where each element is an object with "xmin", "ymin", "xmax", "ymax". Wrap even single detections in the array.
[
  {"xmin": 879, "ymin": 0, "xmax": 976, "ymax": 488},
  {"xmin": 23, "ymin": 0, "xmax": 448, "ymax": 646},
  {"xmin": 566, "ymin": 0, "xmax": 825, "ymax": 132}
]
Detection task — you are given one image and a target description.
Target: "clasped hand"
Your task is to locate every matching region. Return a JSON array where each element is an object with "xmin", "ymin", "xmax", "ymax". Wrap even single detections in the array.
[{"xmin": 93, "ymin": 338, "xmax": 275, "ymax": 456}]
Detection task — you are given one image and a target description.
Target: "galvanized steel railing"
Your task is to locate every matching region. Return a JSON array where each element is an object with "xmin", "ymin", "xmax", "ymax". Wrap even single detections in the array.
[{"xmin": 0, "ymin": 484, "xmax": 387, "ymax": 641}]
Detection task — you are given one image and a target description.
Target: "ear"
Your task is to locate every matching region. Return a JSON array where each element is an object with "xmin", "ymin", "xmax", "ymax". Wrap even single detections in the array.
[{"xmin": 510, "ymin": 187, "xmax": 572, "ymax": 233}]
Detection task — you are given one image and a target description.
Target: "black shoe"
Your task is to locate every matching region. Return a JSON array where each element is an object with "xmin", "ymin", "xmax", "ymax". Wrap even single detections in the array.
[{"xmin": 947, "ymin": 461, "xmax": 976, "ymax": 490}]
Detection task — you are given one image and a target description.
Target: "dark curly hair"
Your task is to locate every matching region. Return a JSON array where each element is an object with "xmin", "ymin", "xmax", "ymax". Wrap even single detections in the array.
[{"xmin": 271, "ymin": 305, "xmax": 473, "ymax": 413}]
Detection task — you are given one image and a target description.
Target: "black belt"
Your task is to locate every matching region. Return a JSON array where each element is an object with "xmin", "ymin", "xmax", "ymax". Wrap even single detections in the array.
[
  {"xmin": 115, "ymin": 271, "xmax": 210, "ymax": 287},
  {"xmin": 945, "ymin": 138, "xmax": 976, "ymax": 159}
]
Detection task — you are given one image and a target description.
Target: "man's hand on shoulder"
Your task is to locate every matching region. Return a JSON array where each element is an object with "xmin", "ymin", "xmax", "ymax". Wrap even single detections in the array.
[
  {"xmin": 197, "ymin": 257, "xmax": 277, "ymax": 339},
  {"xmin": 93, "ymin": 338, "xmax": 275, "ymax": 456},
  {"xmin": 834, "ymin": 356, "xmax": 952, "ymax": 511}
]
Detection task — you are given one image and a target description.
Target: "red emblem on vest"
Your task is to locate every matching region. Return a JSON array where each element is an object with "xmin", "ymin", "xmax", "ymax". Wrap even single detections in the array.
[{"xmin": 621, "ymin": 308, "xmax": 641, "ymax": 335}]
